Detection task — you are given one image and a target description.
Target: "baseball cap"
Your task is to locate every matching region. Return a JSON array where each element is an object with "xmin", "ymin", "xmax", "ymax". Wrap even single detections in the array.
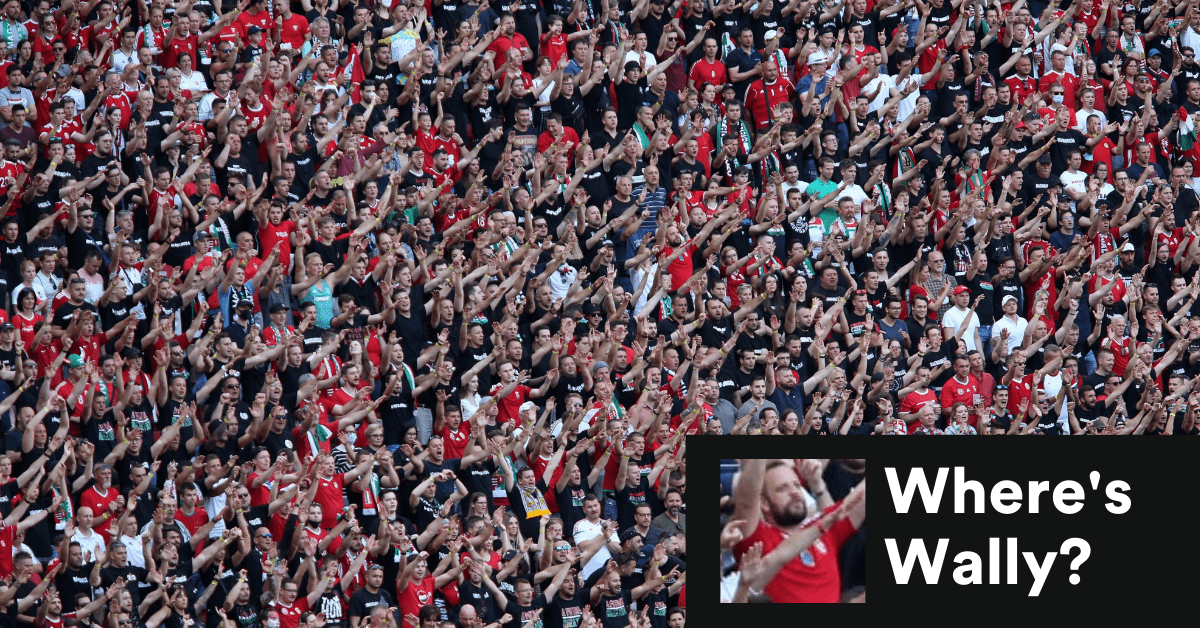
[
  {"xmin": 1002, "ymin": 295, "xmax": 1018, "ymax": 306},
  {"xmin": 269, "ymin": 303, "xmax": 288, "ymax": 313},
  {"xmin": 1149, "ymin": 48, "xmax": 1163, "ymax": 57},
  {"xmin": 1121, "ymin": 242, "xmax": 1136, "ymax": 252},
  {"xmin": 193, "ymin": 230, "xmax": 213, "ymax": 242},
  {"xmin": 953, "ymin": 286, "xmax": 970, "ymax": 296},
  {"xmin": 68, "ymin": 354, "xmax": 86, "ymax": 369},
  {"xmin": 807, "ymin": 52, "xmax": 826, "ymax": 66},
  {"xmin": 237, "ymin": 298, "xmax": 254, "ymax": 308},
  {"xmin": 600, "ymin": 239, "xmax": 614, "ymax": 248},
  {"xmin": 248, "ymin": 26, "xmax": 263, "ymax": 35},
  {"xmin": 0, "ymin": 322, "xmax": 13, "ymax": 331},
  {"xmin": 620, "ymin": 529, "xmax": 643, "ymax": 544},
  {"xmin": 1037, "ymin": 153, "xmax": 1052, "ymax": 164},
  {"xmin": 120, "ymin": 347, "xmax": 142, "ymax": 359}
]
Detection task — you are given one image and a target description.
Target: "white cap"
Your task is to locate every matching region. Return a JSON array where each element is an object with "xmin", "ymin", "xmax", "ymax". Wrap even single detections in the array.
[
  {"xmin": 807, "ymin": 52, "xmax": 826, "ymax": 66},
  {"xmin": 1002, "ymin": 295, "xmax": 1018, "ymax": 306},
  {"xmin": 765, "ymin": 29, "xmax": 778, "ymax": 40},
  {"xmin": 1121, "ymin": 242, "xmax": 1136, "ymax": 252}
]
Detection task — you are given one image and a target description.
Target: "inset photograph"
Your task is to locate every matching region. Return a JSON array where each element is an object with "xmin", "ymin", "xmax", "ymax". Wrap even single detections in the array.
[{"xmin": 719, "ymin": 459, "xmax": 866, "ymax": 602}]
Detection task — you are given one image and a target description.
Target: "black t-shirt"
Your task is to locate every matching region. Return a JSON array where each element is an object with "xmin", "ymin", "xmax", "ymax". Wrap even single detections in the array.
[
  {"xmin": 347, "ymin": 586, "xmax": 394, "ymax": 622},
  {"xmin": 544, "ymin": 589, "xmax": 592, "ymax": 628},
  {"xmin": 593, "ymin": 591, "xmax": 632, "ymax": 628},
  {"xmin": 614, "ymin": 78, "xmax": 653, "ymax": 130},
  {"xmin": 502, "ymin": 592, "xmax": 549, "ymax": 628},
  {"xmin": 459, "ymin": 579, "xmax": 499, "ymax": 623}
]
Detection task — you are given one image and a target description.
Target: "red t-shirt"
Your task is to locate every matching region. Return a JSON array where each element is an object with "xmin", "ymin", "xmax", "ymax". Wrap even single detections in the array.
[
  {"xmin": 174, "ymin": 507, "xmax": 210, "ymax": 536},
  {"xmin": 313, "ymin": 473, "xmax": 346, "ymax": 529},
  {"xmin": 939, "ymin": 376, "xmax": 982, "ymax": 426},
  {"xmin": 661, "ymin": 242, "xmax": 698, "ymax": 294},
  {"xmin": 437, "ymin": 422, "xmax": 472, "ymax": 460},
  {"xmin": 1005, "ymin": 74, "xmax": 1038, "ymax": 104},
  {"xmin": 272, "ymin": 598, "xmax": 309, "ymax": 628},
  {"xmin": 732, "ymin": 507, "xmax": 857, "ymax": 603},
  {"xmin": 397, "ymin": 575, "xmax": 436, "ymax": 621},
  {"xmin": 278, "ymin": 14, "xmax": 311, "ymax": 50},
  {"xmin": 489, "ymin": 383, "xmax": 530, "ymax": 426},
  {"xmin": 160, "ymin": 33, "xmax": 198, "ymax": 69},
  {"xmin": 899, "ymin": 387, "xmax": 937, "ymax": 425},
  {"xmin": 540, "ymin": 33, "xmax": 568, "ymax": 69},
  {"xmin": 689, "ymin": 58, "xmax": 727, "ymax": 89},
  {"xmin": 78, "ymin": 486, "xmax": 118, "ymax": 522}
]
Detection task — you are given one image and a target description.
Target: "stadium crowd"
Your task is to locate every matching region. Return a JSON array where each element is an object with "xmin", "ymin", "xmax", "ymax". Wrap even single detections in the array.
[{"xmin": 10, "ymin": 0, "xmax": 1200, "ymax": 622}]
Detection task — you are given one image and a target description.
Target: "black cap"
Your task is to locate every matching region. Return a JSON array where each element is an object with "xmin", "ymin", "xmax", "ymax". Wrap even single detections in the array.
[
  {"xmin": 620, "ymin": 529, "xmax": 643, "ymax": 544},
  {"xmin": 120, "ymin": 347, "xmax": 141, "ymax": 359},
  {"xmin": 1057, "ymin": 193, "xmax": 1070, "ymax": 203},
  {"xmin": 1037, "ymin": 153, "xmax": 1052, "ymax": 164},
  {"xmin": 237, "ymin": 298, "xmax": 254, "ymax": 309},
  {"xmin": 624, "ymin": 60, "xmax": 641, "ymax": 73},
  {"xmin": 269, "ymin": 303, "xmax": 288, "ymax": 314},
  {"xmin": 600, "ymin": 239, "xmax": 614, "ymax": 248},
  {"xmin": 247, "ymin": 26, "xmax": 263, "ymax": 35},
  {"xmin": 502, "ymin": 550, "xmax": 519, "ymax": 562},
  {"xmin": 0, "ymin": 322, "xmax": 13, "ymax": 331}
]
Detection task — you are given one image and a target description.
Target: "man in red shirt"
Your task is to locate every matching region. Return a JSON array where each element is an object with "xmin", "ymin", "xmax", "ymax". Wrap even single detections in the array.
[
  {"xmin": 939, "ymin": 356, "xmax": 982, "ymax": 426},
  {"xmin": 237, "ymin": 0, "xmax": 274, "ymax": 38},
  {"xmin": 730, "ymin": 459, "xmax": 866, "ymax": 603},
  {"xmin": 743, "ymin": 59, "xmax": 796, "ymax": 132},
  {"xmin": 1039, "ymin": 49, "xmax": 1079, "ymax": 111},
  {"xmin": 77, "ymin": 464, "xmax": 120, "ymax": 522},
  {"xmin": 660, "ymin": 215, "xmax": 728, "ymax": 296},
  {"xmin": 274, "ymin": 0, "xmax": 310, "ymax": 51},
  {"xmin": 309, "ymin": 452, "xmax": 376, "ymax": 529},
  {"xmin": 486, "ymin": 13, "xmax": 531, "ymax": 67},
  {"xmin": 536, "ymin": 114, "xmax": 579, "ymax": 167},
  {"xmin": 899, "ymin": 365, "xmax": 938, "ymax": 429},
  {"xmin": 1004, "ymin": 55, "xmax": 1038, "ymax": 105},
  {"xmin": 174, "ymin": 482, "xmax": 210, "ymax": 535},
  {"xmin": 488, "ymin": 361, "xmax": 553, "ymax": 427},
  {"xmin": 688, "ymin": 37, "xmax": 727, "ymax": 90},
  {"xmin": 272, "ymin": 575, "xmax": 334, "ymax": 628}
]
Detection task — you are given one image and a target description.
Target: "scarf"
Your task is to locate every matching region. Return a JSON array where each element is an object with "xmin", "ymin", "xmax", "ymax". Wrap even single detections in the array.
[
  {"xmin": 517, "ymin": 483, "xmax": 549, "ymax": 519},
  {"xmin": 632, "ymin": 122, "xmax": 650, "ymax": 150},
  {"xmin": 875, "ymin": 183, "xmax": 892, "ymax": 215},
  {"xmin": 717, "ymin": 117, "xmax": 752, "ymax": 155}
]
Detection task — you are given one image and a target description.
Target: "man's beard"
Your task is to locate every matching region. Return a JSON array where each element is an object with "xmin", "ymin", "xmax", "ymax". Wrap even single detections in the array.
[{"xmin": 770, "ymin": 498, "xmax": 807, "ymax": 527}]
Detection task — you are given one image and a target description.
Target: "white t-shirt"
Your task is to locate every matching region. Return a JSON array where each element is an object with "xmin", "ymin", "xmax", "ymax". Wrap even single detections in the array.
[
  {"xmin": 865, "ymin": 73, "xmax": 897, "ymax": 113},
  {"xmin": 1060, "ymin": 169, "xmax": 1088, "ymax": 195},
  {"xmin": 942, "ymin": 306, "xmax": 980, "ymax": 351},
  {"xmin": 624, "ymin": 50, "xmax": 658, "ymax": 71},
  {"xmin": 573, "ymin": 518, "xmax": 619, "ymax": 579},
  {"xmin": 72, "ymin": 529, "xmax": 107, "ymax": 560},
  {"xmin": 991, "ymin": 316, "xmax": 1028, "ymax": 353},
  {"xmin": 1075, "ymin": 107, "xmax": 1105, "ymax": 133}
]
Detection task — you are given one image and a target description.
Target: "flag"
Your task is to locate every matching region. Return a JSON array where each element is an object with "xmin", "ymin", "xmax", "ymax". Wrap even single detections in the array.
[{"xmin": 1179, "ymin": 107, "xmax": 1196, "ymax": 152}]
